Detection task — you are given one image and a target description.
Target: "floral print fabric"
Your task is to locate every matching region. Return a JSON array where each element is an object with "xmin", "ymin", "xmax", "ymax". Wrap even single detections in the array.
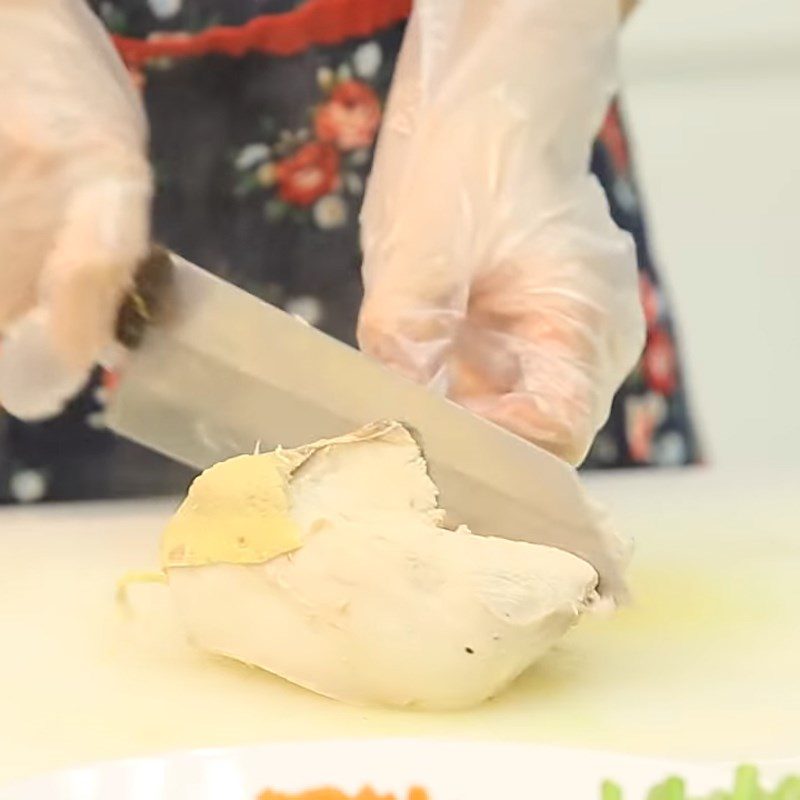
[
  {"xmin": 234, "ymin": 72, "xmax": 383, "ymax": 229},
  {"xmin": 0, "ymin": 0, "xmax": 700, "ymax": 503},
  {"xmin": 584, "ymin": 104, "xmax": 702, "ymax": 469}
]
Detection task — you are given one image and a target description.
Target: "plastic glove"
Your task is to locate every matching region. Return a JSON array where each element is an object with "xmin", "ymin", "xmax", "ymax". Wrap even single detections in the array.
[
  {"xmin": 0, "ymin": 0, "xmax": 151, "ymax": 420},
  {"xmin": 358, "ymin": 0, "xmax": 645, "ymax": 465}
]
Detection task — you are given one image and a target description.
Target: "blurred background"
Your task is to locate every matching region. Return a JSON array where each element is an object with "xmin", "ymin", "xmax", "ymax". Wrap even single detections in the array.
[{"xmin": 619, "ymin": 0, "xmax": 800, "ymax": 469}]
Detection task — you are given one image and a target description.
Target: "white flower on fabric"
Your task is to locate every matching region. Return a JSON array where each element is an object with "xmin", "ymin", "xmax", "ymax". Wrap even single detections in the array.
[
  {"xmin": 9, "ymin": 469, "xmax": 48, "ymax": 504},
  {"xmin": 235, "ymin": 143, "xmax": 270, "ymax": 171},
  {"xmin": 86, "ymin": 411, "xmax": 107, "ymax": 430},
  {"xmin": 317, "ymin": 67, "xmax": 335, "ymax": 91},
  {"xmin": 313, "ymin": 194, "xmax": 348, "ymax": 229},
  {"xmin": 93, "ymin": 385, "xmax": 109, "ymax": 405},
  {"xmin": 350, "ymin": 148, "xmax": 370, "ymax": 166},
  {"xmin": 353, "ymin": 42, "xmax": 382, "ymax": 79},
  {"xmin": 337, "ymin": 64, "xmax": 353, "ymax": 82},
  {"xmin": 149, "ymin": 56, "xmax": 175, "ymax": 71},
  {"xmin": 613, "ymin": 175, "xmax": 639, "ymax": 213},
  {"xmin": 148, "ymin": 0, "xmax": 182, "ymax": 19},
  {"xmin": 345, "ymin": 172, "xmax": 363, "ymax": 195},
  {"xmin": 654, "ymin": 430, "xmax": 688, "ymax": 467},
  {"xmin": 256, "ymin": 162, "xmax": 277, "ymax": 187},
  {"xmin": 284, "ymin": 296, "xmax": 324, "ymax": 327}
]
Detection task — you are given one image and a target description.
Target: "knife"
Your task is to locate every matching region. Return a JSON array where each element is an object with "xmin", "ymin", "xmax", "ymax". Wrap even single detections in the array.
[{"xmin": 105, "ymin": 248, "xmax": 630, "ymax": 601}]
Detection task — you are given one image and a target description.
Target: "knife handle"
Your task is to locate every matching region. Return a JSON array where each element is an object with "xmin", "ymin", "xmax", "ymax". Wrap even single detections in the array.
[{"xmin": 115, "ymin": 245, "xmax": 175, "ymax": 349}]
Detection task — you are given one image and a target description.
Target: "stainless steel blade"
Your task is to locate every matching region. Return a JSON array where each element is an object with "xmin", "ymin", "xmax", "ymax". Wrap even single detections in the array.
[{"xmin": 105, "ymin": 255, "xmax": 629, "ymax": 599}]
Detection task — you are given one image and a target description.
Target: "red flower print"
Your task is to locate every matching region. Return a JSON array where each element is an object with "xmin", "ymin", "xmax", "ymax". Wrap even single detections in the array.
[
  {"xmin": 643, "ymin": 327, "xmax": 678, "ymax": 396},
  {"xmin": 125, "ymin": 65, "xmax": 146, "ymax": 92},
  {"xmin": 600, "ymin": 103, "xmax": 629, "ymax": 175},
  {"xmin": 639, "ymin": 273, "xmax": 660, "ymax": 329},
  {"xmin": 625, "ymin": 394, "xmax": 665, "ymax": 464},
  {"xmin": 275, "ymin": 142, "xmax": 340, "ymax": 207},
  {"xmin": 315, "ymin": 80, "xmax": 381, "ymax": 151},
  {"xmin": 101, "ymin": 368, "xmax": 121, "ymax": 394}
]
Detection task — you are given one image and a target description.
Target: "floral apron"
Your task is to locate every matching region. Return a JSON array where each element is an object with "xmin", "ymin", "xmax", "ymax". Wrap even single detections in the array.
[{"xmin": 0, "ymin": 0, "xmax": 701, "ymax": 503}]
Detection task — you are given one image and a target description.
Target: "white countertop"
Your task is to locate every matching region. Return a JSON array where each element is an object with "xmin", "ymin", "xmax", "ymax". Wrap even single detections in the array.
[{"xmin": 1, "ymin": 467, "xmax": 799, "ymax": 785}]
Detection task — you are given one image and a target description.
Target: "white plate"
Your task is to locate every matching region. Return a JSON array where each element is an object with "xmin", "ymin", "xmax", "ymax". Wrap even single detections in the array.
[{"xmin": 2, "ymin": 741, "xmax": 798, "ymax": 800}]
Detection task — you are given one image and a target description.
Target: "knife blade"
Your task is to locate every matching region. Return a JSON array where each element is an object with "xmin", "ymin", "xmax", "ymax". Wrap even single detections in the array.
[{"xmin": 105, "ymin": 252, "xmax": 630, "ymax": 600}]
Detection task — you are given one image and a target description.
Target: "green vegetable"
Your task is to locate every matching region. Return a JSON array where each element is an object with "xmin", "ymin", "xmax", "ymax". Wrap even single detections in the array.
[
  {"xmin": 602, "ymin": 781, "xmax": 624, "ymax": 800},
  {"xmin": 773, "ymin": 778, "xmax": 800, "ymax": 800},
  {"xmin": 733, "ymin": 766, "xmax": 761, "ymax": 800},
  {"xmin": 601, "ymin": 766, "xmax": 799, "ymax": 800},
  {"xmin": 646, "ymin": 781, "xmax": 669, "ymax": 800},
  {"xmin": 664, "ymin": 777, "xmax": 688, "ymax": 800}
]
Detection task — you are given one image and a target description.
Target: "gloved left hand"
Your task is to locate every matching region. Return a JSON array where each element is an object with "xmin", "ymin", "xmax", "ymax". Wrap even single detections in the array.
[
  {"xmin": 0, "ymin": 0, "xmax": 152, "ymax": 420},
  {"xmin": 358, "ymin": 0, "xmax": 645, "ymax": 465}
]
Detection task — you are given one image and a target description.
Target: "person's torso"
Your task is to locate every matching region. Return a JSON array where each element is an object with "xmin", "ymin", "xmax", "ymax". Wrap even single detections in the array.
[{"xmin": 0, "ymin": 0, "xmax": 701, "ymax": 503}]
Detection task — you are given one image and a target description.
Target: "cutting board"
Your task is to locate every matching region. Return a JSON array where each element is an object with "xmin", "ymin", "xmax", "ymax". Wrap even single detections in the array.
[{"xmin": 1, "ymin": 467, "xmax": 798, "ymax": 785}]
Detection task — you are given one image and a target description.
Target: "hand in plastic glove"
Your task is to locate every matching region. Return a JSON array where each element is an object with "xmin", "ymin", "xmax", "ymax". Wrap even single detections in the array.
[
  {"xmin": 0, "ymin": 0, "xmax": 151, "ymax": 420},
  {"xmin": 358, "ymin": 0, "xmax": 645, "ymax": 465}
]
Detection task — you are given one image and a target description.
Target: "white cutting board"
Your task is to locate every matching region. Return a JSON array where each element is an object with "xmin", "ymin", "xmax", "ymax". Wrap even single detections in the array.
[{"xmin": 0, "ymin": 467, "xmax": 798, "ymax": 786}]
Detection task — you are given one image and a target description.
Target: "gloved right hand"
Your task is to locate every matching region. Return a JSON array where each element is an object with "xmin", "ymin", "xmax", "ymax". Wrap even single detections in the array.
[{"xmin": 0, "ymin": 0, "xmax": 152, "ymax": 420}]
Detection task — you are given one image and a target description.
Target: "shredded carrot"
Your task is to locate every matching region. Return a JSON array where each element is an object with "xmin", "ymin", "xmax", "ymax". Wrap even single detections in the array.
[{"xmin": 257, "ymin": 788, "xmax": 429, "ymax": 800}]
